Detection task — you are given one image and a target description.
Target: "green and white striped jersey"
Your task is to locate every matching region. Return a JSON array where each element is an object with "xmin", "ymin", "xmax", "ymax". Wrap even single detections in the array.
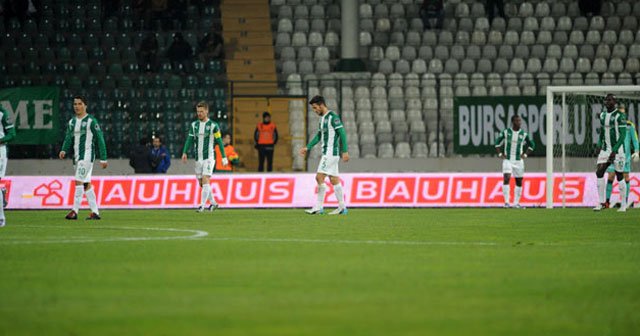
[
  {"xmin": 184, "ymin": 119, "xmax": 223, "ymax": 161},
  {"xmin": 495, "ymin": 128, "xmax": 535, "ymax": 160},
  {"xmin": 0, "ymin": 107, "xmax": 16, "ymax": 146},
  {"xmin": 598, "ymin": 109, "xmax": 627, "ymax": 154},
  {"xmin": 313, "ymin": 110, "xmax": 347, "ymax": 157},
  {"xmin": 61, "ymin": 114, "xmax": 107, "ymax": 162}
]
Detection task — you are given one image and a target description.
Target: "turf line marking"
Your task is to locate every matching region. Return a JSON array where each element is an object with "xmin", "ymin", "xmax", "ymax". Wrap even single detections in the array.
[
  {"xmin": 0, "ymin": 226, "xmax": 209, "ymax": 245},
  {"xmin": 204, "ymin": 237, "xmax": 500, "ymax": 246}
]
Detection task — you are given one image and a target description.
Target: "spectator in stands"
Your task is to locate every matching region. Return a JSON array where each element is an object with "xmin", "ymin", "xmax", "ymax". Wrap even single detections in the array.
[
  {"xmin": 254, "ymin": 112, "xmax": 278, "ymax": 172},
  {"xmin": 166, "ymin": 32, "xmax": 193, "ymax": 73},
  {"xmin": 130, "ymin": 138, "xmax": 153, "ymax": 174},
  {"xmin": 420, "ymin": 0, "xmax": 444, "ymax": 30},
  {"xmin": 215, "ymin": 133, "xmax": 240, "ymax": 172},
  {"xmin": 197, "ymin": 31, "xmax": 224, "ymax": 62},
  {"xmin": 485, "ymin": 0, "xmax": 506, "ymax": 22},
  {"xmin": 579, "ymin": 0, "xmax": 602, "ymax": 16},
  {"xmin": 168, "ymin": 0, "xmax": 187, "ymax": 29},
  {"xmin": 139, "ymin": 33, "xmax": 159, "ymax": 72},
  {"xmin": 151, "ymin": 136, "xmax": 171, "ymax": 173}
]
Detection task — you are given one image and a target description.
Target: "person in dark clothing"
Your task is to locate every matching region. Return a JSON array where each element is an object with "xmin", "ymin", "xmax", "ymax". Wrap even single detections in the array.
[
  {"xmin": 166, "ymin": 32, "xmax": 193, "ymax": 73},
  {"xmin": 197, "ymin": 31, "xmax": 224, "ymax": 61},
  {"xmin": 129, "ymin": 137, "xmax": 153, "ymax": 173},
  {"xmin": 420, "ymin": 0, "xmax": 444, "ymax": 30},
  {"xmin": 254, "ymin": 112, "xmax": 278, "ymax": 172},
  {"xmin": 579, "ymin": 0, "xmax": 602, "ymax": 16},
  {"xmin": 139, "ymin": 33, "xmax": 159, "ymax": 72},
  {"xmin": 150, "ymin": 136, "xmax": 171, "ymax": 173},
  {"xmin": 486, "ymin": 0, "xmax": 506, "ymax": 22}
]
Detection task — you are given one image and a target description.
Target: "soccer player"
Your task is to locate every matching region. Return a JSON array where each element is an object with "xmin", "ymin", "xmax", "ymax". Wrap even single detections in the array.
[
  {"xmin": 594, "ymin": 94, "xmax": 628, "ymax": 212},
  {"xmin": 181, "ymin": 101, "xmax": 228, "ymax": 212},
  {"xmin": 605, "ymin": 104, "xmax": 639, "ymax": 208},
  {"xmin": 0, "ymin": 105, "xmax": 16, "ymax": 227},
  {"xmin": 59, "ymin": 96, "xmax": 108, "ymax": 220},
  {"xmin": 214, "ymin": 133, "xmax": 239, "ymax": 172},
  {"xmin": 494, "ymin": 114, "xmax": 535, "ymax": 208},
  {"xmin": 299, "ymin": 95, "xmax": 349, "ymax": 215}
]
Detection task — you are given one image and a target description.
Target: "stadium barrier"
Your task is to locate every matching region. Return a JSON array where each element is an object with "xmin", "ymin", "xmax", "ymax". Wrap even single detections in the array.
[{"xmin": 2, "ymin": 173, "xmax": 636, "ymax": 209}]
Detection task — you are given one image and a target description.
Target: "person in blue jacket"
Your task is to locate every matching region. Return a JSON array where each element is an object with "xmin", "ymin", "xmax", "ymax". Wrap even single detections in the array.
[{"xmin": 151, "ymin": 136, "xmax": 171, "ymax": 173}]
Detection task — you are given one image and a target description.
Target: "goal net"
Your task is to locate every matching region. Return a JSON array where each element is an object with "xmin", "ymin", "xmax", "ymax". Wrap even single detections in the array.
[{"xmin": 546, "ymin": 86, "xmax": 640, "ymax": 208}]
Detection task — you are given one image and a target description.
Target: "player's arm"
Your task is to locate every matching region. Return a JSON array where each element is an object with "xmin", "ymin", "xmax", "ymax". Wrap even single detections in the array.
[
  {"xmin": 301, "ymin": 130, "xmax": 320, "ymax": 156},
  {"xmin": 523, "ymin": 133, "xmax": 535, "ymax": 158},
  {"xmin": 337, "ymin": 126, "xmax": 349, "ymax": 161},
  {"xmin": 59, "ymin": 121, "xmax": 73, "ymax": 159},
  {"xmin": 92, "ymin": 118, "xmax": 108, "ymax": 168},
  {"xmin": 612, "ymin": 114, "xmax": 627, "ymax": 153},
  {"xmin": 494, "ymin": 130, "xmax": 505, "ymax": 157},
  {"xmin": 0, "ymin": 112, "xmax": 16, "ymax": 144},
  {"xmin": 630, "ymin": 123, "xmax": 639, "ymax": 160},
  {"xmin": 213, "ymin": 126, "xmax": 228, "ymax": 165},
  {"xmin": 181, "ymin": 126, "xmax": 194, "ymax": 162}
]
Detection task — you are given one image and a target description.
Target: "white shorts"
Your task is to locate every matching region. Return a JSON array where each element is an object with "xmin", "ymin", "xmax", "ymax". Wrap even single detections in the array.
[
  {"xmin": 597, "ymin": 149, "xmax": 625, "ymax": 172},
  {"xmin": 502, "ymin": 159, "xmax": 524, "ymax": 178},
  {"xmin": 195, "ymin": 159, "xmax": 215, "ymax": 178},
  {"xmin": 0, "ymin": 146, "xmax": 6, "ymax": 178},
  {"xmin": 317, "ymin": 155, "xmax": 340, "ymax": 176},
  {"xmin": 74, "ymin": 160, "xmax": 94, "ymax": 183}
]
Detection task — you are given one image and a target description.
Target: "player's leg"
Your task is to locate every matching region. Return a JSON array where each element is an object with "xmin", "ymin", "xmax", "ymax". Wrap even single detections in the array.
[
  {"xmin": 623, "ymin": 172, "xmax": 631, "ymax": 206},
  {"xmin": 195, "ymin": 160, "xmax": 206, "ymax": 212},
  {"xmin": 594, "ymin": 150, "xmax": 612, "ymax": 211},
  {"xmin": 502, "ymin": 159, "xmax": 512, "ymax": 207},
  {"xmin": 605, "ymin": 168, "xmax": 615, "ymax": 207},
  {"xmin": 81, "ymin": 162, "xmax": 100, "ymax": 220},
  {"xmin": 615, "ymin": 155, "xmax": 627, "ymax": 212},
  {"xmin": 328, "ymin": 175, "xmax": 347, "ymax": 215},
  {"xmin": 67, "ymin": 161, "xmax": 91, "ymax": 219},
  {"xmin": 0, "ymin": 149, "xmax": 6, "ymax": 227},
  {"xmin": 306, "ymin": 172, "xmax": 327, "ymax": 214},
  {"xmin": 512, "ymin": 160, "xmax": 525, "ymax": 208}
]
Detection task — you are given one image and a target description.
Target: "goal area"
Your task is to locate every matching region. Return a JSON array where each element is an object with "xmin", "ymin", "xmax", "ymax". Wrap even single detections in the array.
[{"xmin": 545, "ymin": 85, "xmax": 640, "ymax": 208}]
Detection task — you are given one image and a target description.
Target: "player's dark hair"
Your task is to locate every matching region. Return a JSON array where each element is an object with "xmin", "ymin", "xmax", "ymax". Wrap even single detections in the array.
[
  {"xmin": 309, "ymin": 95, "xmax": 325, "ymax": 106},
  {"xmin": 196, "ymin": 101, "xmax": 209, "ymax": 109},
  {"xmin": 606, "ymin": 93, "xmax": 616, "ymax": 100},
  {"xmin": 73, "ymin": 95, "xmax": 87, "ymax": 104},
  {"xmin": 153, "ymin": 135, "xmax": 162, "ymax": 142},
  {"xmin": 511, "ymin": 114, "xmax": 520, "ymax": 122}
]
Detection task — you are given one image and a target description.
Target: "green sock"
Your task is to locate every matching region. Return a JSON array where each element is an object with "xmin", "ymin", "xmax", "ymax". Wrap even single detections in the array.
[
  {"xmin": 626, "ymin": 181, "xmax": 630, "ymax": 204},
  {"xmin": 606, "ymin": 180, "xmax": 613, "ymax": 203}
]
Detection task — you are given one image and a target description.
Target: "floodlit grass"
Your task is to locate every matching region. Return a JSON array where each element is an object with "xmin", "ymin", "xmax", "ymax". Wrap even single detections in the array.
[{"xmin": 1, "ymin": 208, "xmax": 639, "ymax": 335}]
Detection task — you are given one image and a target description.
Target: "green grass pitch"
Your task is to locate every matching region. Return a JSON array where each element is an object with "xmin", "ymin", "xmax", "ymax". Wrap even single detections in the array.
[{"xmin": 1, "ymin": 208, "xmax": 639, "ymax": 335}]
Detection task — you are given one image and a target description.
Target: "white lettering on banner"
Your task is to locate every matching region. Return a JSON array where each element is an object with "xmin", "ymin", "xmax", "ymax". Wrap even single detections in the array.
[
  {"xmin": 388, "ymin": 180, "xmax": 411, "ymax": 201},
  {"xmin": 483, "ymin": 105, "xmax": 495, "ymax": 145},
  {"xmin": 137, "ymin": 181, "xmax": 161, "ymax": 203},
  {"xmin": 105, "ymin": 183, "xmax": 127, "ymax": 203},
  {"xmin": 524, "ymin": 180, "xmax": 545, "ymax": 199},
  {"xmin": 1, "ymin": 100, "xmax": 29, "ymax": 129},
  {"xmin": 420, "ymin": 179, "xmax": 446, "ymax": 201},
  {"xmin": 269, "ymin": 181, "xmax": 291, "ymax": 201},
  {"xmin": 33, "ymin": 100, "xmax": 54, "ymax": 129},
  {"xmin": 234, "ymin": 180, "xmax": 259, "ymax": 201},
  {"xmin": 169, "ymin": 181, "xmax": 192, "ymax": 202},
  {"xmin": 459, "ymin": 106, "xmax": 470, "ymax": 145},
  {"xmin": 3, "ymin": 174, "xmax": 630, "ymax": 209},
  {"xmin": 454, "ymin": 179, "xmax": 479, "ymax": 200},
  {"xmin": 471, "ymin": 106, "xmax": 482, "ymax": 146},
  {"xmin": 355, "ymin": 180, "xmax": 378, "ymax": 200},
  {"xmin": 495, "ymin": 105, "xmax": 506, "ymax": 132}
]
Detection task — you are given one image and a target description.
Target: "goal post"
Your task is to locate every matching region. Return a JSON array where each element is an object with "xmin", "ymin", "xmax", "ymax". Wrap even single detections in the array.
[{"xmin": 545, "ymin": 85, "xmax": 640, "ymax": 209}]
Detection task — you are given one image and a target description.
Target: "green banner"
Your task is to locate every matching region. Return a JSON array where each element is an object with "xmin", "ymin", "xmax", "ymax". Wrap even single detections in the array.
[
  {"xmin": 0, "ymin": 86, "xmax": 60, "ymax": 144},
  {"xmin": 452, "ymin": 96, "xmax": 640, "ymax": 156}
]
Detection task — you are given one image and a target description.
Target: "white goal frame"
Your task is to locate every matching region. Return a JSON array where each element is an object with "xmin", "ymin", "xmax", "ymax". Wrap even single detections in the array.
[{"xmin": 545, "ymin": 85, "xmax": 640, "ymax": 209}]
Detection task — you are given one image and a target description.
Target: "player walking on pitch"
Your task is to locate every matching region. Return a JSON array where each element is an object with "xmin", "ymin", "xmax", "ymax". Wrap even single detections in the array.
[
  {"xmin": 594, "ymin": 94, "xmax": 628, "ymax": 212},
  {"xmin": 300, "ymin": 95, "xmax": 349, "ymax": 215},
  {"xmin": 604, "ymin": 103, "xmax": 639, "ymax": 208},
  {"xmin": 494, "ymin": 114, "xmax": 536, "ymax": 208},
  {"xmin": 0, "ymin": 105, "xmax": 16, "ymax": 227},
  {"xmin": 59, "ymin": 96, "xmax": 108, "ymax": 220},
  {"xmin": 182, "ymin": 101, "xmax": 228, "ymax": 212}
]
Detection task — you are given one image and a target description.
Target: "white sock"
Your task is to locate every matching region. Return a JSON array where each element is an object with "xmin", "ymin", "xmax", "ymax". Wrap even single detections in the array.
[
  {"xmin": 618, "ymin": 179, "xmax": 627, "ymax": 208},
  {"xmin": 597, "ymin": 177, "xmax": 606, "ymax": 204},
  {"xmin": 85, "ymin": 187, "xmax": 99, "ymax": 215},
  {"xmin": 205, "ymin": 183, "xmax": 217, "ymax": 206},
  {"xmin": 333, "ymin": 184, "xmax": 345, "ymax": 208},
  {"xmin": 315, "ymin": 184, "xmax": 326, "ymax": 209},
  {"xmin": 502, "ymin": 184, "xmax": 510, "ymax": 204},
  {"xmin": 73, "ymin": 185, "xmax": 83, "ymax": 213},
  {"xmin": 514, "ymin": 186, "xmax": 522, "ymax": 205},
  {"xmin": 201, "ymin": 184, "xmax": 211, "ymax": 207}
]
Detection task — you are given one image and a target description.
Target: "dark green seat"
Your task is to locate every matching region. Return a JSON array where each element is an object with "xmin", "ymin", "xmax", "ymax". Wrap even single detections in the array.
[
  {"xmin": 91, "ymin": 62, "xmax": 107, "ymax": 77},
  {"xmin": 167, "ymin": 75, "xmax": 182, "ymax": 90},
  {"xmin": 75, "ymin": 63, "xmax": 90, "ymax": 78}
]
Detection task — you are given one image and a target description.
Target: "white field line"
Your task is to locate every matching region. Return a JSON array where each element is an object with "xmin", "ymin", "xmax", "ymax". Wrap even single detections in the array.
[
  {"xmin": 204, "ymin": 237, "xmax": 501, "ymax": 246},
  {"xmin": 0, "ymin": 225, "xmax": 208, "ymax": 245}
]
